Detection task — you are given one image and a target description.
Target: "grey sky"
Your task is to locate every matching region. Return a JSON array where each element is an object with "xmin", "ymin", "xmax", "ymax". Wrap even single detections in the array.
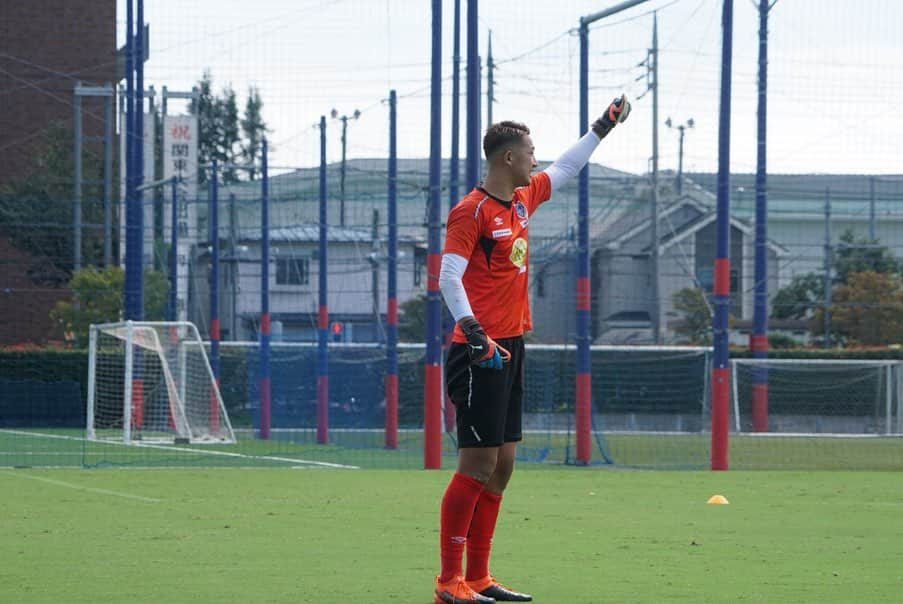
[{"xmin": 127, "ymin": 0, "xmax": 902, "ymax": 175}]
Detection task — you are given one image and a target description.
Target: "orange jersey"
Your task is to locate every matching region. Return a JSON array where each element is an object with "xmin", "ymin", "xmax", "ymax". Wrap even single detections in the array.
[{"xmin": 444, "ymin": 172, "xmax": 552, "ymax": 342}]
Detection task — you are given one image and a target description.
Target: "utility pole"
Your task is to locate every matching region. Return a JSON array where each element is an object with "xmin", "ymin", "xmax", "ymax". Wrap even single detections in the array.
[
  {"xmin": 331, "ymin": 108, "xmax": 360, "ymax": 226},
  {"xmin": 229, "ymin": 192, "xmax": 238, "ymax": 340},
  {"xmin": 487, "ymin": 30, "xmax": 495, "ymax": 127},
  {"xmin": 665, "ymin": 117, "xmax": 694, "ymax": 196},
  {"xmin": 823, "ymin": 187, "xmax": 832, "ymax": 348},
  {"xmin": 869, "ymin": 176, "xmax": 876, "ymax": 240},
  {"xmin": 371, "ymin": 209, "xmax": 381, "ymax": 343},
  {"xmin": 650, "ymin": 12, "xmax": 661, "ymax": 343}
]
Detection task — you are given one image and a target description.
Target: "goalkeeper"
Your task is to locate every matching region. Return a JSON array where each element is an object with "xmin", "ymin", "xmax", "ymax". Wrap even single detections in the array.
[{"xmin": 434, "ymin": 96, "xmax": 631, "ymax": 603}]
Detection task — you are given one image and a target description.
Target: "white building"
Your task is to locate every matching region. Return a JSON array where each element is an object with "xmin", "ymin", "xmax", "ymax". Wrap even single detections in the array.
[{"xmin": 193, "ymin": 224, "xmax": 425, "ymax": 342}]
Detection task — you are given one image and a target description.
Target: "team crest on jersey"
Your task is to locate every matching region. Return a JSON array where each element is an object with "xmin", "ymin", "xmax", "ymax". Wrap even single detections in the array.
[
  {"xmin": 509, "ymin": 237, "xmax": 527, "ymax": 268},
  {"xmin": 514, "ymin": 202, "xmax": 528, "ymax": 219}
]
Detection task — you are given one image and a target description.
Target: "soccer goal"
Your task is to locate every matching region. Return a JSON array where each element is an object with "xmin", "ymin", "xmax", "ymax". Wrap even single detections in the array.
[
  {"xmin": 730, "ymin": 359, "xmax": 903, "ymax": 435},
  {"xmin": 87, "ymin": 321, "xmax": 235, "ymax": 444}
]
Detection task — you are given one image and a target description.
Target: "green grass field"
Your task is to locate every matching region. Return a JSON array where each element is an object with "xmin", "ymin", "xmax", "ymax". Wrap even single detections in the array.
[
  {"xmin": 2, "ymin": 467, "xmax": 902, "ymax": 603},
  {"xmin": 3, "ymin": 428, "xmax": 903, "ymax": 471}
]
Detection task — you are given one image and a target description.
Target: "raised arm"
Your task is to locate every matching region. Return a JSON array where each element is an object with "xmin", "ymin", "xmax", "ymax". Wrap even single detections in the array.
[{"xmin": 543, "ymin": 94, "xmax": 631, "ymax": 192}]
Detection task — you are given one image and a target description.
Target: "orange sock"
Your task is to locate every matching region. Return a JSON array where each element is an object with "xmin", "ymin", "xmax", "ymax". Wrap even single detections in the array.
[
  {"xmin": 465, "ymin": 490, "xmax": 502, "ymax": 582},
  {"xmin": 439, "ymin": 472, "xmax": 484, "ymax": 583}
]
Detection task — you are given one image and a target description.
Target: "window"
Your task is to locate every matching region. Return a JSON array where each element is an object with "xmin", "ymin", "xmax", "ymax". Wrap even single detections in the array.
[{"xmin": 276, "ymin": 257, "xmax": 309, "ymax": 285}]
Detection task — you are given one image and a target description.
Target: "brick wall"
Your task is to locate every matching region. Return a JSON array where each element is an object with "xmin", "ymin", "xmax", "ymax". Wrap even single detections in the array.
[{"xmin": 0, "ymin": 0, "xmax": 116, "ymax": 186}]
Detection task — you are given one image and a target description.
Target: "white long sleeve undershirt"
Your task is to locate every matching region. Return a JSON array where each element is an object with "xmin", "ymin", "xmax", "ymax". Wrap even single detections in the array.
[
  {"xmin": 438, "ymin": 252, "xmax": 473, "ymax": 322},
  {"xmin": 543, "ymin": 130, "xmax": 602, "ymax": 192}
]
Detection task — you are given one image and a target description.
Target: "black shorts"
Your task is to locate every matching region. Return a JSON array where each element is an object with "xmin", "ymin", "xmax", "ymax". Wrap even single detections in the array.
[{"xmin": 445, "ymin": 336, "xmax": 525, "ymax": 448}]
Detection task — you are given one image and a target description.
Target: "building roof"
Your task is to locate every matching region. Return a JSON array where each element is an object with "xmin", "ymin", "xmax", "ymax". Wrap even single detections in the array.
[{"xmin": 685, "ymin": 173, "xmax": 903, "ymax": 220}]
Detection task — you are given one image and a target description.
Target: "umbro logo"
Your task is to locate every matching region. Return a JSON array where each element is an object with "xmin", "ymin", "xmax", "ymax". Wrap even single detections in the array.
[
  {"xmin": 494, "ymin": 216, "xmax": 504, "ymax": 225},
  {"xmin": 468, "ymin": 344, "xmax": 484, "ymax": 353}
]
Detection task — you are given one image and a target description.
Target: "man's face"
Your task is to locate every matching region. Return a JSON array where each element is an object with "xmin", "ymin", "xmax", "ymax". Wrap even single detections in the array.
[{"xmin": 508, "ymin": 136, "xmax": 537, "ymax": 187}]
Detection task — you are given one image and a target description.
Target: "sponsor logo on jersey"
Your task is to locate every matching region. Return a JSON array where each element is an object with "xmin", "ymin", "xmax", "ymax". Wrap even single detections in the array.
[
  {"xmin": 492, "ymin": 228, "xmax": 512, "ymax": 238},
  {"xmin": 494, "ymin": 216, "xmax": 504, "ymax": 225},
  {"xmin": 509, "ymin": 237, "xmax": 527, "ymax": 268},
  {"xmin": 514, "ymin": 201, "xmax": 528, "ymax": 219}
]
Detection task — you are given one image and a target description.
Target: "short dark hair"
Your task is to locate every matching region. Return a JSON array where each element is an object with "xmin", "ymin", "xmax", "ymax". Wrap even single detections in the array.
[{"xmin": 483, "ymin": 121, "xmax": 530, "ymax": 159}]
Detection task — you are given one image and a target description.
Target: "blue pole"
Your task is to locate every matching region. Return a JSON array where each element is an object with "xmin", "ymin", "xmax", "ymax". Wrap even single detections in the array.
[
  {"xmin": 751, "ymin": 0, "xmax": 770, "ymax": 432},
  {"xmin": 259, "ymin": 139, "xmax": 271, "ymax": 439},
  {"xmin": 209, "ymin": 162, "xmax": 220, "ymax": 383},
  {"xmin": 441, "ymin": 0, "xmax": 463, "ymax": 435},
  {"xmin": 134, "ymin": 0, "xmax": 145, "ymax": 319},
  {"xmin": 575, "ymin": 20, "xmax": 592, "ymax": 465},
  {"xmin": 124, "ymin": 0, "xmax": 139, "ymax": 319},
  {"xmin": 450, "ymin": 0, "xmax": 461, "ymax": 208},
  {"xmin": 711, "ymin": 0, "xmax": 734, "ymax": 471},
  {"xmin": 424, "ymin": 0, "xmax": 443, "ymax": 469},
  {"xmin": 465, "ymin": 0, "xmax": 480, "ymax": 189},
  {"xmin": 317, "ymin": 116, "xmax": 329, "ymax": 445},
  {"xmin": 386, "ymin": 90, "xmax": 399, "ymax": 449},
  {"xmin": 168, "ymin": 177, "xmax": 178, "ymax": 321}
]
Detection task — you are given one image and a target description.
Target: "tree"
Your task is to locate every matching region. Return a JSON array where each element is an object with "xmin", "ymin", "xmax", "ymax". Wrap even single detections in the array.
[
  {"xmin": 190, "ymin": 71, "xmax": 242, "ymax": 183},
  {"xmin": 191, "ymin": 71, "xmax": 218, "ymax": 184},
  {"xmin": 813, "ymin": 271, "xmax": 903, "ymax": 346},
  {"xmin": 671, "ymin": 287, "xmax": 712, "ymax": 344},
  {"xmin": 0, "ymin": 121, "xmax": 106, "ymax": 275},
  {"xmin": 49, "ymin": 266, "xmax": 168, "ymax": 347},
  {"xmin": 398, "ymin": 294, "xmax": 428, "ymax": 342},
  {"xmin": 833, "ymin": 229, "xmax": 899, "ymax": 283},
  {"xmin": 218, "ymin": 85, "xmax": 241, "ymax": 183},
  {"xmin": 240, "ymin": 86, "xmax": 269, "ymax": 180},
  {"xmin": 770, "ymin": 272, "xmax": 824, "ymax": 320}
]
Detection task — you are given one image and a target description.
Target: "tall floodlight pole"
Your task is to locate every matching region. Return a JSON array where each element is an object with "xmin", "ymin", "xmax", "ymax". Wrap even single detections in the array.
[
  {"xmin": 752, "ymin": 0, "xmax": 777, "ymax": 433},
  {"xmin": 124, "ymin": 0, "xmax": 140, "ymax": 320},
  {"xmin": 135, "ymin": 0, "xmax": 145, "ymax": 315},
  {"xmin": 666, "ymin": 117, "xmax": 695, "ymax": 196},
  {"xmin": 73, "ymin": 84, "xmax": 83, "ymax": 271},
  {"xmin": 465, "ymin": 0, "xmax": 480, "ymax": 189},
  {"xmin": 711, "ymin": 0, "xmax": 734, "ymax": 471},
  {"xmin": 424, "ymin": 0, "xmax": 443, "ymax": 470},
  {"xmin": 168, "ymin": 176, "xmax": 178, "ymax": 321},
  {"xmin": 576, "ymin": 0, "xmax": 649, "ymax": 466}
]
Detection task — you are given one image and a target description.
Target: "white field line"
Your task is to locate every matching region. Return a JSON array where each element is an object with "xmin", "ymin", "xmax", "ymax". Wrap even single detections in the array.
[
  {"xmin": 2, "ymin": 471, "xmax": 161, "ymax": 503},
  {"xmin": 0, "ymin": 429, "xmax": 359, "ymax": 470}
]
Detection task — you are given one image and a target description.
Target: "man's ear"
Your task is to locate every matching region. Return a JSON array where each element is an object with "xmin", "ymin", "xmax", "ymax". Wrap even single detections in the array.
[{"xmin": 504, "ymin": 149, "xmax": 513, "ymax": 165}]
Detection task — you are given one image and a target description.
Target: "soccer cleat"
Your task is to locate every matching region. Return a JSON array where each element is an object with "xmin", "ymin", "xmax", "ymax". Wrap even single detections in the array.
[
  {"xmin": 434, "ymin": 575, "xmax": 497, "ymax": 604},
  {"xmin": 467, "ymin": 576, "xmax": 532, "ymax": 602}
]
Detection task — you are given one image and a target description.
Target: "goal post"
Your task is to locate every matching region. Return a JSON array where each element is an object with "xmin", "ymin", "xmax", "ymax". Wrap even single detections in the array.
[{"xmin": 87, "ymin": 321, "xmax": 236, "ymax": 444}]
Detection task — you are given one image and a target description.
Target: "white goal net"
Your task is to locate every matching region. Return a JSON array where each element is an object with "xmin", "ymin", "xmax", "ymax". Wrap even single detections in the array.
[
  {"xmin": 87, "ymin": 321, "xmax": 235, "ymax": 444},
  {"xmin": 731, "ymin": 359, "xmax": 903, "ymax": 435}
]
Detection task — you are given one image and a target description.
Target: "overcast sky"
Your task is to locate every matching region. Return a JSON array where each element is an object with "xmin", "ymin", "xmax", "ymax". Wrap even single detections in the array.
[{"xmin": 123, "ymin": 0, "xmax": 903, "ymax": 175}]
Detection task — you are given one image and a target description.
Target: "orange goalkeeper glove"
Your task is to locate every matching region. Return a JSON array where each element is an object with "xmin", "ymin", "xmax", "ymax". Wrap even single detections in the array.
[{"xmin": 592, "ymin": 94, "xmax": 631, "ymax": 139}]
